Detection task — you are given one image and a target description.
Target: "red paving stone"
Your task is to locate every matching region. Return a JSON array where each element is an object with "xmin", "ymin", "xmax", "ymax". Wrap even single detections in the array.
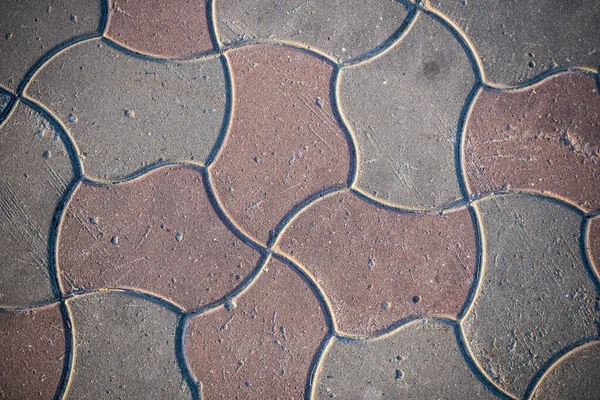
[
  {"xmin": 211, "ymin": 45, "xmax": 351, "ymax": 245},
  {"xmin": 0, "ymin": 304, "xmax": 65, "ymax": 399},
  {"xmin": 106, "ymin": 0, "xmax": 213, "ymax": 58},
  {"xmin": 465, "ymin": 73, "xmax": 600, "ymax": 212},
  {"xmin": 277, "ymin": 191, "xmax": 476, "ymax": 337},
  {"xmin": 58, "ymin": 165, "xmax": 260, "ymax": 310},
  {"xmin": 185, "ymin": 257, "xmax": 327, "ymax": 399}
]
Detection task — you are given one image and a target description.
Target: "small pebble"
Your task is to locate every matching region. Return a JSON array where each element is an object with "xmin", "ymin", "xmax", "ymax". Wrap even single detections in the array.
[
  {"xmin": 89, "ymin": 217, "xmax": 99, "ymax": 225},
  {"xmin": 381, "ymin": 301, "xmax": 390, "ymax": 310},
  {"xmin": 42, "ymin": 150, "xmax": 51, "ymax": 159},
  {"xmin": 124, "ymin": 109, "xmax": 135, "ymax": 119},
  {"xmin": 68, "ymin": 113, "xmax": 78, "ymax": 123},
  {"xmin": 412, "ymin": 295, "xmax": 421, "ymax": 304},
  {"xmin": 224, "ymin": 300, "xmax": 235, "ymax": 311},
  {"xmin": 175, "ymin": 231, "xmax": 183, "ymax": 242},
  {"xmin": 111, "ymin": 236, "xmax": 119, "ymax": 245}
]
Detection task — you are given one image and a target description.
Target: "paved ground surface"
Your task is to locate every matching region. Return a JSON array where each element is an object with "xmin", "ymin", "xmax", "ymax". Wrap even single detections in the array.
[{"xmin": 1, "ymin": 0, "xmax": 600, "ymax": 399}]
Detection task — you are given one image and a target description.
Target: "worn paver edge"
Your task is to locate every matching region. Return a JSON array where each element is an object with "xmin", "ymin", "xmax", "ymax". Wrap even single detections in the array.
[{"xmin": 581, "ymin": 217, "xmax": 600, "ymax": 293}]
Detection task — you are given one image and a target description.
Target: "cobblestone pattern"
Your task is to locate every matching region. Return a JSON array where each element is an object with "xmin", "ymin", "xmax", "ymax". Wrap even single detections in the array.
[{"xmin": 1, "ymin": 0, "xmax": 599, "ymax": 399}]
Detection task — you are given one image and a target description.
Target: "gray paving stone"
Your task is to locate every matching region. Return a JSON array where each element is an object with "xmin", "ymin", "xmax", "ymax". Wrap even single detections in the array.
[
  {"xmin": 340, "ymin": 12, "xmax": 473, "ymax": 209},
  {"xmin": 465, "ymin": 194, "xmax": 600, "ymax": 398},
  {"xmin": 66, "ymin": 292, "xmax": 191, "ymax": 399},
  {"xmin": 315, "ymin": 319, "xmax": 497, "ymax": 399},
  {"xmin": 26, "ymin": 38, "xmax": 225, "ymax": 181},
  {"xmin": 216, "ymin": 0, "xmax": 409, "ymax": 62}
]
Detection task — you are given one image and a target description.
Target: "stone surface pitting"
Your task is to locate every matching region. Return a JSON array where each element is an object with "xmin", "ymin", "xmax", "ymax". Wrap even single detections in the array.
[
  {"xmin": 26, "ymin": 38, "xmax": 226, "ymax": 181},
  {"xmin": 59, "ymin": 165, "xmax": 260, "ymax": 310},
  {"xmin": 316, "ymin": 319, "xmax": 497, "ymax": 399},
  {"xmin": 0, "ymin": 102, "xmax": 74, "ymax": 307},
  {"xmin": 65, "ymin": 292, "xmax": 191, "ymax": 399},
  {"xmin": 426, "ymin": 0, "xmax": 600, "ymax": 87},
  {"xmin": 341, "ymin": 12, "xmax": 473, "ymax": 209},
  {"xmin": 278, "ymin": 191, "xmax": 476, "ymax": 336},
  {"xmin": 532, "ymin": 341, "xmax": 600, "ymax": 400},
  {"xmin": 211, "ymin": 45, "xmax": 350, "ymax": 245},
  {"xmin": 216, "ymin": 0, "xmax": 409, "ymax": 62},
  {"xmin": 106, "ymin": 0, "xmax": 213, "ymax": 59},
  {"xmin": 0, "ymin": 304, "xmax": 65, "ymax": 400},
  {"xmin": 465, "ymin": 194, "xmax": 600, "ymax": 398},
  {"xmin": 465, "ymin": 73, "xmax": 600, "ymax": 212},
  {"xmin": 0, "ymin": 0, "xmax": 102, "ymax": 90},
  {"xmin": 185, "ymin": 258, "xmax": 327, "ymax": 399}
]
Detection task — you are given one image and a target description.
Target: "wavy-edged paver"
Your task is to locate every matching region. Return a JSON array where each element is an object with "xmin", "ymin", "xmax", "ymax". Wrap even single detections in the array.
[
  {"xmin": 65, "ymin": 292, "xmax": 191, "ymax": 399},
  {"xmin": 277, "ymin": 191, "xmax": 476, "ymax": 336},
  {"xmin": 590, "ymin": 217, "xmax": 600, "ymax": 277},
  {"xmin": 211, "ymin": 45, "xmax": 350, "ymax": 245},
  {"xmin": 532, "ymin": 341, "xmax": 600, "ymax": 400},
  {"xmin": 216, "ymin": 0, "xmax": 409, "ymax": 62},
  {"xmin": 0, "ymin": 102, "xmax": 74, "ymax": 307},
  {"xmin": 465, "ymin": 73, "xmax": 600, "ymax": 212},
  {"xmin": 59, "ymin": 165, "xmax": 260, "ymax": 310},
  {"xmin": 316, "ymin": 319, "xmax": 496, "ymax": 399},
  {"xmin": 0, "ymin": 304, "xmax": 65, "ymax": 399},
  {"xmin": 340, "ymin": 12, "xmax": 473, "ymax": 209},
  {"xmin": 0, "ymin": 0, "xmax": 102, "ymax": 90},
  {"xmin": 465, "ymin": 194, "xmax": 600, "ymax": 398},
  {"xmin": 26, "ymin": 38, "xmax": 225, "ymax": 181},
  {"xmin": 185, "ymin": 258, "xmax": 327, "ymax": 399},
  {"xmin": 106, "ymin": 0, "xmax": 213, "ymax": 59},
  {"xmin": 426, "ymin": 0, "xmax": 600, "ymax": 87}
]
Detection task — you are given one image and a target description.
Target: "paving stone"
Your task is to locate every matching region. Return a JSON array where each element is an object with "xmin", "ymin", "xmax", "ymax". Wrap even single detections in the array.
[
  {"xmin": 0, "ymin": 102, "xmax": 74, "ymax": 307},
  {"xmin": 590, "ymin": 217, "xmax": 600, "ymax": 276},
  {"xmin": 59, "ymin": 165, "xmax": 260, "ymax": 310},
  {"xmin": 465, "ymin": 73, "xmax": 600, "ymax": 212},
  {"xmin": 216, "ymin": 0, "xmax": 409, "ymax": 62},
  {"xmin": 106, "ymin": 0, "xmax": 213, "ymax": 59},
  {"xmin": 66, "ymin": 292, "xmax": 190, "ymax": 399},
  {"xmin": 425, "ymin": 0, "xmax": 600, "ymax": 87},
  {"xmin": 0, "ymin": 304, "xmax": 65, "ymax": 399},
  {"xmin": 316, "ymin": 319, "xmax": 497, "ymax": 399},
  {"xmin": 26, "ymin": 38, "xmax": 225, "ymax": 181},
  {"xmin": 465, "ymin": 194, "xmax": 600, "ymax": 398},
  {"xmin": 211, "ymin": 45, "xmax": 350, "ymax": 245},
  {"xmin": 277, "ymin": 191, "xmax": 476, "ymax": 336},
  {"xmin": 185, "ymin": 258, "xmax": 327, "ymax": 399},
  {"xmin": 532, "ymin": 341, "xmax": 600, "ymax": 400},
  {"xmin": 0, "ymin": 0, "xmax": 101, "ymax": 90},
  {"xmin": 340, "ymin": 12, "xmax": 473, "ymax": 210}
]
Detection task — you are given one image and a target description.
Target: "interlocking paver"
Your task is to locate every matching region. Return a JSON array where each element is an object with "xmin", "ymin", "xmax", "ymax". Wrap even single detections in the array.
[
  {"xmin": 211, "ymin": 45, "xmax": 350, "ymax": 245},
  {"xmin": 316, "ymin": 319, "xmax": 497, "ymax": 399},
  {"xmin": 0, "ymin": 102, "xmax": 74, "ymax": 307},
  {"xmin": 0, "ymin": 304, "xmax": 65, "ymax": 399},
  {"xmin": 65, "ymin": 292, "xmax": 191, "ymax": 399},
  {"xmin": 0, "ymin": 0, "xmax": 102, "ymax": 90},
  {"xmin": 185, "ymin": 258, "xmax": 327, "ymax": 399},
  {"xmin": 465, "ymin": 194, "xmax": 600, "ymax": 398},
  {"xmin": 59, "ymin": 165, "xmax": 260, "ymax": 310},
  {"xmin": 26, "ymin": 38, "xmax": 225, "ymax": 181},
  {"xmin": 425, "ymin": 0, "xmax": 600, "ymax": 87},
  {"xmin": 465, "ymin": 73, "xmax": 600, "ymax": 212},
  {"xmin": 340, "ymin": 12, "xmax": 473, "ymax": 210},
  {"xmin": 106, "ymin": 0, "xmax": 213, "ymax": 59},
  {"xmin": 277, "ymin": 191, "xmax": 475, "ymax": 336},
  {"xmin": 215, "ymin": 0, "xmax": 409, "ymax": 62},
  {"xmin": 532, "ymin": 341, "xmax": 600, "ymax": 400}
]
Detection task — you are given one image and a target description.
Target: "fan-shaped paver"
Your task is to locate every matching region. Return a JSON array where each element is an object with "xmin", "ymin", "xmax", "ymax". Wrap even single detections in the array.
[
  {"xmin": 0, "ymin": 102, "xmax": 74, "ymax": 307},
  {"xmin": 590, "ymin": 217, "xmax": 600, "ymax": 276},
  {"xmin": 185, "ymin": 258, "xmax": 327, "ymax": 399},
  {"xmin": 316, "ymin": 319, "xmax": 497, "ymax": 399},
  {"xmin": 26, "ymin": 38, "xmax": 225, "ymax": 181},
  {"xmin": 106, "ymin": 0, "xmax": 213, "ymax": 59},
  {"xmin": 65, "ymin": 292, "xmax": 191, "ymax": 399},
  {"xmin": 532, "ymin": 341, "xmax": 600, "ymax": 400},
  {"xmin": 211, "ymin": 45, "xmax": 350, "ymax": 245},
  {"xmin": 340, "ymin": 12, "xmax": 474, "ymax": 209},
  {"xmin": 58, "ymin": 165, "xmax": 260, "ymax": 310},
  {"xmin": 0, "ymin": 304, "xmax": 65, "ymax": 399},
  {"xmin": 277, "ymin": 191, "xmax": 476, "ymax": 337},
  {"xmin": 426, "ymin": 0, "xmax": 600, "ymax": 87},
  {"xmin": 216, "ymin": 0, "xmax": 409, "ymax": 62},
  {"xmin": 0, "ymin": 0, "xmax": 101, "ymax": 90},
  {"xmin": 465, "ymin": 73, "xmax": 600, "ymax": 212},
  {"xmin": 465, "ymin": 194, "xmax": 600, "ymax": 398}
]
